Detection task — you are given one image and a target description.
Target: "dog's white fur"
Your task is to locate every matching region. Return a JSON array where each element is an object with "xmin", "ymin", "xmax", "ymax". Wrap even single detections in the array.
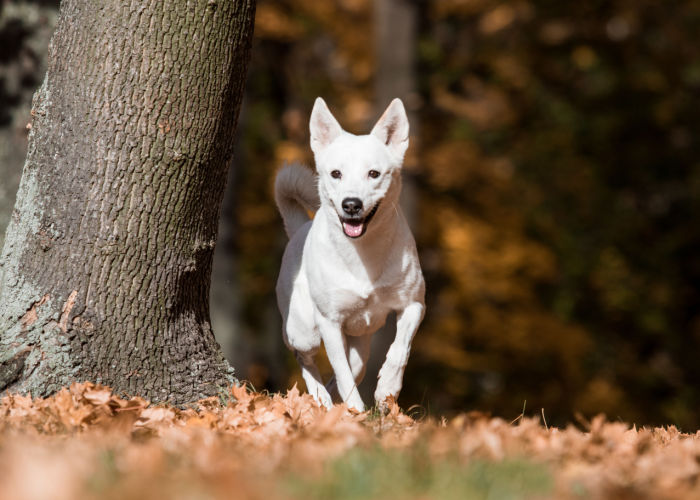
[{"xmin": 275, "ymin": 97, "xmax": 425, "ymax": 411}]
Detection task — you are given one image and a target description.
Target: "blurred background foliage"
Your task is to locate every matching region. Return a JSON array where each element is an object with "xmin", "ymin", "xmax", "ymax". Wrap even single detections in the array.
[{"xmin": 1, "ymin": 0, "xmax": 699, "ymax": 429}]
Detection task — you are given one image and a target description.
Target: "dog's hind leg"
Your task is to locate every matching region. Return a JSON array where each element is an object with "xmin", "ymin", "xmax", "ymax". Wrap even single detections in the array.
[
  {"xmin": 347, "ymin": 334, "xmax": 372, "ymax": 385},
  {"xmin": 325, "ymin": 334, "xmax": 372, "ymax": 402},
  {"xmin": 324, "ymin": 376, "xmax": 341, "ymax": 403},
  {"xmin": 317, "ymin": 315, "xmax": 366, "ymax": 411},
  {"xmin": 295, "ymin": 350, "xmax": 333, "ymax": 409}
]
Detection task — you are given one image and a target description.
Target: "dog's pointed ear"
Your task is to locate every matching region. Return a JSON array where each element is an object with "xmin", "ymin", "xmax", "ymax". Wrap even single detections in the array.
[
  {"xmin": 310, "ymin": 97, "xmax": 343, "ymax": 156},
  {"xmin": 371, "ymin": 98, "xmax": 409, "ymax": 160}
]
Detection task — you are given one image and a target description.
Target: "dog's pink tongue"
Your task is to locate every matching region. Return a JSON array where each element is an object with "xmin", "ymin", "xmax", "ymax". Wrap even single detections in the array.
[{"xmin": 343, "ymin": 221, "xmax": 364, "ymax": 238}]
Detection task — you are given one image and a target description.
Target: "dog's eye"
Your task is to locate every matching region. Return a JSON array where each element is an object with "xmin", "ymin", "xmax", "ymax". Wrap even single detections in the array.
[
  {"xmin": 330, "ymin": 170, "xmax": 342, "ymax": 179},
  {"xmin": 368, "ymin": 170, "xmax": 380, "ymax": 179}
]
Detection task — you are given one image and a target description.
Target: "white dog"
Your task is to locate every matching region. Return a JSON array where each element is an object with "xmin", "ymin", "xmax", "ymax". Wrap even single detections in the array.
[{"xmin": 274, "ymin": 98, "xmax": 425, "ymax": 411}]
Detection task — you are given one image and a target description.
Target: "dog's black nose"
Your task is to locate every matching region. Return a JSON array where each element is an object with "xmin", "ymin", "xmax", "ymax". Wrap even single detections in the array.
[{"xmin": 342, "ymin": 197, "xmax": 363, "ymax": 216}]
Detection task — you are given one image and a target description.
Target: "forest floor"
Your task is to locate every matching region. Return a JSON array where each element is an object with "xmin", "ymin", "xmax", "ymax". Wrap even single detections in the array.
[{"xmin": 1, "ymin": 383, "xmax": 699, "ymax": 500}]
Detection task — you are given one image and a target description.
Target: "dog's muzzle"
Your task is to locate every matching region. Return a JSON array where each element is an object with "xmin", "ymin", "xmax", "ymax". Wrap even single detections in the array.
[{"xmin": 339, "ymin": 203, "xmax": 379, "ymax": 238}]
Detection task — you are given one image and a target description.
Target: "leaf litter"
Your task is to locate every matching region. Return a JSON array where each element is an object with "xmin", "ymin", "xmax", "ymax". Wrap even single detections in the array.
[{"xmin": 0, "ymin": 382, "xmax": 698, "ymax": 499}]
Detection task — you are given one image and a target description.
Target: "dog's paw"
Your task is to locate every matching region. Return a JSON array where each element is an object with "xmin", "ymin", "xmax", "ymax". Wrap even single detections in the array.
[
  {"xmin": 375, "ymin": 370, "xmax": 402, "ymax": 405},
  {"xmin": 313, "ymin": 387, "xmax": 334, "ymax": 410},
  {"xmin": 374, "ymin": 389, "xmax": 398, "ymax": 409},
  {"xmin": 346, "ymin": 394, "xmax": 365, "ymax": 412},
  {"xmin": 374, "ymin": 395, "xmax": 398, "ymax": 416}
]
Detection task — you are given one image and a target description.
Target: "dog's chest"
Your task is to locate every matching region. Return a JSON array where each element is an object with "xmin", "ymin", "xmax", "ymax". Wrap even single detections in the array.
[
  {"xmin": 334, "ymin": 285, "xmax": 395, "ymax": 336},
  {"xmin": 343, "ymin": 305, "xmax": 388, "ymax": 336}
]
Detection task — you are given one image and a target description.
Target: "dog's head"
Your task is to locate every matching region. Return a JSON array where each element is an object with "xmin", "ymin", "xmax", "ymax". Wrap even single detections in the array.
[{"xmin": 310, "ymin": 97, "xmax": 409, "ymax": 239}]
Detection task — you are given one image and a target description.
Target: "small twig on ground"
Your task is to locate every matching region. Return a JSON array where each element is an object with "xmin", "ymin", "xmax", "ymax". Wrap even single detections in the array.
[
  {"xmin": 541, "ymin": 408, "xmax": 548, "ymax": 430},
  {"xmin": 510, "ymin": 400, "xmax": 527, "ymax": 425}
]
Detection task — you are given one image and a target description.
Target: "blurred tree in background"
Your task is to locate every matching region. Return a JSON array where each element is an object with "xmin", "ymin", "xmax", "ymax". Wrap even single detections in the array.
[
  {"xmin": 0, "ymin": 0, "xmax": 56, "ymax": 247},
  {"xmin": 2, "ymin": 0, "xmax": 699, "ymax": 429}
]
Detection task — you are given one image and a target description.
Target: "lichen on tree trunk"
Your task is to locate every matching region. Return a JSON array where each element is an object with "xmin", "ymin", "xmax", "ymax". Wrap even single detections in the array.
[{"xmin": 0, "ymin": 0, "xmax": 256, "ymax": 403}]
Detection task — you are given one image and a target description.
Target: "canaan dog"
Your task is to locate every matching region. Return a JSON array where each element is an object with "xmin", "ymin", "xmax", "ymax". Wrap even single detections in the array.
[{"xmin": 275, "ymin": 98, "xmax": 425, "ymax": 411}]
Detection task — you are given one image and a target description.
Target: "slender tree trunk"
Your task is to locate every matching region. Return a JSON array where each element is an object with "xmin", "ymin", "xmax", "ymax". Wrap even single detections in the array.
[
  {"xmin": 375, "ymin": 0, "xmax": 418, "ymax": 223},
  {"xmin": 210, "ymin": 98, "xmax": 244, "ymax": 366},
  {"xmin": 0, "ymin": 0, "xmax": 256, "ymax": 404},
  {"xmin": 362, "ymin": 0, "xmax": 419, "ymax": 403}
]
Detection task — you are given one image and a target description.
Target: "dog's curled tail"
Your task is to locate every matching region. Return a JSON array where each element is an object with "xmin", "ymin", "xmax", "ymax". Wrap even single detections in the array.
[{"xmin": 274, "ymin": 163, "xmax": 320, "ymax": 239}]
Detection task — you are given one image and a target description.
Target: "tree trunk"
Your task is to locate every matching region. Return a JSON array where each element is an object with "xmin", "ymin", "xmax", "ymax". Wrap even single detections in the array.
[
  {"xmin": 374, "ymin": 0, "xmax": 418, "ymax": 224},
  {"xmin": 361, "ymin": 0, "xmax": 419, "ymax": 403},
  {"xmin": 0, "ymin": 0, "xmax": 256, "ymax": 404}
]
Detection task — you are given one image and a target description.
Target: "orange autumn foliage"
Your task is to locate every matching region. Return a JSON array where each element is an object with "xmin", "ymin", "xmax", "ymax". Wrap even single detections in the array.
[{"xmin": 2, "ymin": 382, "xmax": 700, "ymax": 499}]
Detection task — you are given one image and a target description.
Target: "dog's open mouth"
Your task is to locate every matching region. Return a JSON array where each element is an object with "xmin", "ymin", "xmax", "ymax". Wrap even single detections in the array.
[{"xmin": 339, "ymin": 203, "xmax": 379, "ymax": 238}]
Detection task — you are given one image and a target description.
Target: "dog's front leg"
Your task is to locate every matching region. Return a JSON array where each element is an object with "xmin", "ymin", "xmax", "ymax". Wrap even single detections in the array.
[
  {"xmin": 375, "ymin": 302, "xmax": 424, "ymax": 407},
  {"xmin": 316, "ymin": 313, "xmax": 365, "ymax": 411}
]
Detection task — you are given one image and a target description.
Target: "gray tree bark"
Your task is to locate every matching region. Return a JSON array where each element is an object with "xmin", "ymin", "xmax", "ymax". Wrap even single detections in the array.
[{"xmin": 0, "ymin": 0, "xmax": 256, "ymax": 404}]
